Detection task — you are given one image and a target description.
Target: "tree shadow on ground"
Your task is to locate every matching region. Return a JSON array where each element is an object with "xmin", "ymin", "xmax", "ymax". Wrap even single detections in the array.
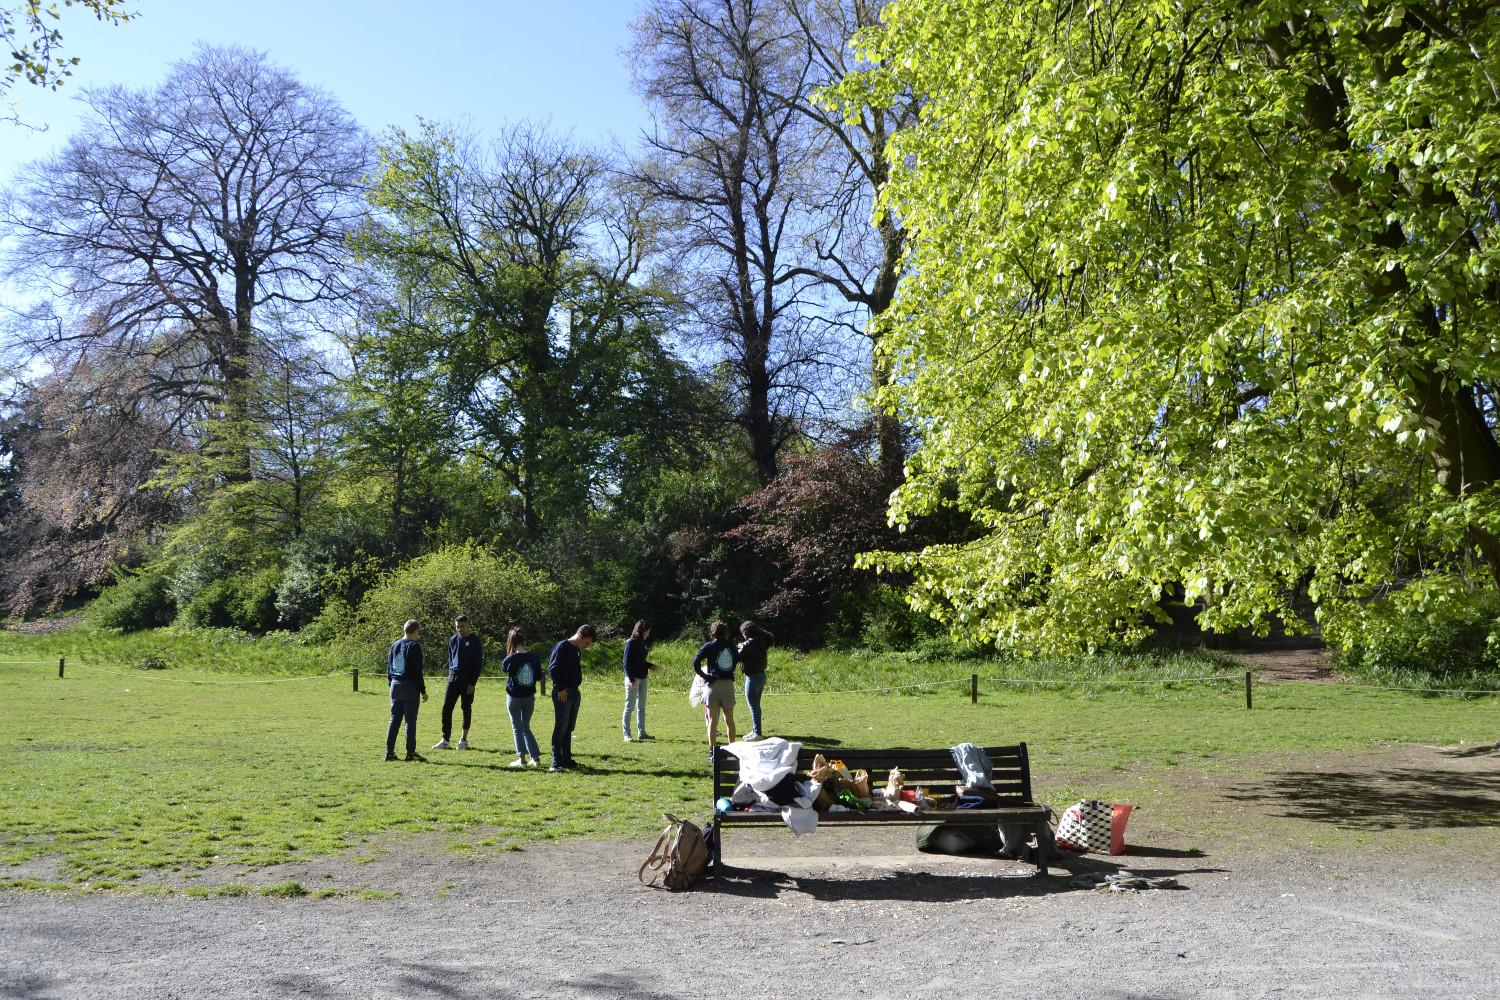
[
  {"xmin": 699, "ymin": 860, "xmax": 1224, "ymax": 903},
  {"xmin": 1224, "ymin": 765, "xmax": 1500, "ymax": 830}
]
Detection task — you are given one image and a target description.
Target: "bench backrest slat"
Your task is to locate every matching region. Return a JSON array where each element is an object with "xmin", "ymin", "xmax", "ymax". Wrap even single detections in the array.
[{"xmin": 711, "ymin": 743, "xmax": 1033, "ymax": 804}]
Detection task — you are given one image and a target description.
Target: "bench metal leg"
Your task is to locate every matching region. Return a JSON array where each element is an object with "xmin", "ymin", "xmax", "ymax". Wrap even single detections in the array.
[
  {"xmin": 1034, "ymin": 821, "xmax": 1048, "ymax": 877},
  {"xmin": 711, "ymin": 818, "xmax": 721, "ymax": 878}
]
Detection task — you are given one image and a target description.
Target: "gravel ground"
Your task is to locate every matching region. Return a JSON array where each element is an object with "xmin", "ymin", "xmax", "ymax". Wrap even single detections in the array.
[
  {"xmin": 5, "ymin": 743, "xmax": 1498, "ymax": 999},
  {"xmin": 3, "ymin": 827, "xmax": 1498, "ymax": 1000}
]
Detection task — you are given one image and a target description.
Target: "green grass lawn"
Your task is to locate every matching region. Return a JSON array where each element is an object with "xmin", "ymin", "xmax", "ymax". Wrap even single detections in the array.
[{"xmin": 5, "ymin": 624, "xmax": 1498, "ymax": 890}]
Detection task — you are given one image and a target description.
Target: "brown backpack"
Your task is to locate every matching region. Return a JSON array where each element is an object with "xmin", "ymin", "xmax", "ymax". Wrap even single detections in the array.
[{"xmin": 638, "ymin": 813, "xmax": 708, "ymax": 890}]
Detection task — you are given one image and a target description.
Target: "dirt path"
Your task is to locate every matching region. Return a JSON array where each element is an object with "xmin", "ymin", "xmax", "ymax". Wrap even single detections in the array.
[{"xmin": 3, "ymin": 743, "xmax": 1499, "ymax": 998}]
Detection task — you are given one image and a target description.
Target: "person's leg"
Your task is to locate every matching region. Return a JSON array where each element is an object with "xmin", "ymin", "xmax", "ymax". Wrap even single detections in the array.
[
  {"xmin": 439, "ymin": 678, "xmax": 462, "ymax": 743},
  {"xmin": 563, "ymin": 689, "xmax": 581, "ymax": 765},
  {"xmin": 387, "ymin": 695, "xmax": 403, "ymax": 757},
  {"xmin": 519, "ymin": 697, "xmax": 541, "ymax": 760},
  {"xmin": 459, "ymin": 686, "xmax": 474, "ymax": 742},
  {"xmin": 636, "ymin": 675, "xmax": 649, "ymax": 736},
  {"xmin": 744, "ymin": 672, "xmax": 765, "ymax": 735},
  {"xmin": 550, "ymin": 689, "xmax": 567, "ymax": 768},
  {"xmin": 507, "ymin": 696, "xmax": 527, "ymax": 759},
  {"xmin": 724, "ymin": 705, "xmax": 737, "ymax": 745},
  {"xmin": 404, "ymin": 696, "xmax": 420, "ymax": 757},
  {"xmin": 622, "ymin": 678, "xmax": 637, "ymax": 739},
  {"xmin": 707, "ymin": 705, "xmax": 720, "ymax": 747}
]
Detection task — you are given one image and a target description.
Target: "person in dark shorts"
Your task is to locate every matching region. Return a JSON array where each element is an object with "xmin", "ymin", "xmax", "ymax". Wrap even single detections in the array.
[
  {"xmin": 738, "ymin": 620, "xmax": 775, "ymax": 740},
  {"xmin": 434, "ymin": 615, "xmax": 483, "ymax": 750},
  {"xmin": 502, "ymin": 627, "xmax": 544, "ymax": 768},
  {"xmin": 386, "ymin": 619, "xmax": 429, "ymax": 762},
  {"xmin": 548, "ymin": 624, "xmax": 595, "ymax": 772}
]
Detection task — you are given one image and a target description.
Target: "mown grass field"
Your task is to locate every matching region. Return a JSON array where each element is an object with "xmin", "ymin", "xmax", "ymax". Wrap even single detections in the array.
[{"xmin": 5, "ymin": 624, "xmax": 1497, "ymax": 890}]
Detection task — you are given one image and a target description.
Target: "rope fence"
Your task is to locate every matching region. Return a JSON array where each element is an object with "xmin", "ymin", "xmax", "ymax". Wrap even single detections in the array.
[{"xmin": 4, "ymin": 659, "xmax": 1499, "ymax": 698}]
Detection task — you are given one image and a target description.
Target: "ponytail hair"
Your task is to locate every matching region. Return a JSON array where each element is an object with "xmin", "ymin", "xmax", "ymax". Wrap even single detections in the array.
[
  {"xmin": 507, "ymin": 627, "xmax": 526, "ymax": 655},
  {"xmin": 630, "ymin": 619, "xmax": 650, "ymax": 641},
  {"xmin": 709, "ymin": 620, "xmax": 729, "ymax": 642},
  {"xmin": 740, "ymin": 620, "xmax": 775, "ymax": 645}
]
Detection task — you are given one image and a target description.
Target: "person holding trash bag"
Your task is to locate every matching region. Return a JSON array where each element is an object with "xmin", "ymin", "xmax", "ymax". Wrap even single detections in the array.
[
  {"xmin": 692, "ymin": 621, "xmax": 739, "ymax": 761},
  {"xmin": 385, "ymin": 619, "xmax": 428, "ymax": 762},
  {"xmin": 738, "ymin": 621, "xmax": 775, "ymax": 740},
  {"xmin": 548, "ymin": 624, "xmax": 595, "ymax": 772},
  {"xmin": 622, "ymin": 620, "xmax": 660, "ymax": 742},
  {"xmin": 502, "ymin": 627, "xmax": 544, "ymax": 767}
]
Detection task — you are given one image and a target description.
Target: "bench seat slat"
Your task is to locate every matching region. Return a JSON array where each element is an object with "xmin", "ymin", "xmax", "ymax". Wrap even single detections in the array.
[{"xmin": 717, "ymin": 806, "xmax": 1045, "ymax": 824}]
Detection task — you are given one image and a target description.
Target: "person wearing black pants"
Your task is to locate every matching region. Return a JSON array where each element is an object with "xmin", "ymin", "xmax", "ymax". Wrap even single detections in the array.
[
  {"xmin": 385, "ymin": 619, "xmax": 428, "ymax": 762},
  {"xmin": 434, "ymin": 615, "xmax": 483, "ymax": 750},
  {"xmin": 548, "ymin": 624, "xmax": 595, "ymax": 772}
]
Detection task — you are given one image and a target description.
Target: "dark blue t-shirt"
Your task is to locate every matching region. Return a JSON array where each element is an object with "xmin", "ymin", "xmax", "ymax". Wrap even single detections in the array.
[
  {"xmin": 387, "ymin": 637, "xmax": 426, "ymax": 695},
  {"xmin": 692, "ymin": 640, "xmax": 737, "ymax": 682}
]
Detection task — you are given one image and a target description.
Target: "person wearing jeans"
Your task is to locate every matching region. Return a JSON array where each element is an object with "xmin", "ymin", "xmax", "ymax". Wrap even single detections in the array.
[
  {"xmin": 738, "ymin": 621, "xmax": 775, "ymax": 741},
  {"xmin": 621, "ymin": 619, "xmax": 660, "ymax": 741},
  {"xmin": 501, "ymin": 627, "xmax": 543, "ymax": 766},
  {"xmin": 385, "ymin": 619, "xmax": 429, "ymax": 762},
  {"xmin": 548, "ymin": 624, "xmax": 595, "ymax": 771}
]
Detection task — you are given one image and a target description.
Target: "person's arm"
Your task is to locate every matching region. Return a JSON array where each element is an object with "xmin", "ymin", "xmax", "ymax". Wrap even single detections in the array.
[
  {"xmin": 412, "ymin": 643, "xmax": 428, "ymax": 699},
  {"xmin": 692, "ymin": 643, "xmax": 713, "ymax": 682},
  {"xmin": 549, "ymin": 643, "xmax": 569, "ymax": 700},
  {"xmin": 466, "ymin": 635, "xmax": 482, "ymax": 692}
]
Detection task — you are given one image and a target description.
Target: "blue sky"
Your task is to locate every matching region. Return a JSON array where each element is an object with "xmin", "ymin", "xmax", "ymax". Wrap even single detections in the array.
[{"xmin": 1, "ymin": 0, "xmax": 652, "ymax": 179}]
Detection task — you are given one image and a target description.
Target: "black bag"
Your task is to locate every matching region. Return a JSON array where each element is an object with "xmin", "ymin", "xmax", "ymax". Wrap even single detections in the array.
[{"xmin": 915, "ymin": 821, "xmax": 1003, "ymax": 855}]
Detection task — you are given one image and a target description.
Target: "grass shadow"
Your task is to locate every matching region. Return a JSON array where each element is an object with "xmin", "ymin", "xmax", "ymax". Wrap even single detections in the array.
[{"xmin": 1225, "ymin": 766, "xmax": 1500, "ymax": 830}]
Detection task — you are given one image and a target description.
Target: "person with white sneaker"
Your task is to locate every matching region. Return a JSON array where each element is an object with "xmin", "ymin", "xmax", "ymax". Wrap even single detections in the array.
[
  {"xmin": 621, "ymin": 619, "xmax": 661, "ymax": 743},
  {"xmin": 501, "ymin": 627, "xmax": 544, "ymax": 767},
  {"xmin": 434, "ymin": 615, "xmax": 483, "ymax": 751}
]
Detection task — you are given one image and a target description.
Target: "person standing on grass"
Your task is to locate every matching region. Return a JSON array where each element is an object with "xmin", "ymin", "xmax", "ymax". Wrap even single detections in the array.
[
  {"xmin": 548, "ymin": 624, "xmax": 596, "ymax": 772},
  {"xmin": 386, "ymin": 619, "xmax": 428, "ymax": 762},
  {"xmin": 434, "ymin": 615, "xmax": 483, "ymax": 751},
  {"xmin": 692, "ymin": 621, "xmax": 739, "ymax": 761},
  {"xmin": 621, "ymin": 619, "xmax": 661, "ymax": 742},
  {"xmin": 502, "ymin": 627, "xmax": 544, "ymax": 768},
  {"xmin": 738, "ymin": 621, "xmax": 775, "ymax": 741}
]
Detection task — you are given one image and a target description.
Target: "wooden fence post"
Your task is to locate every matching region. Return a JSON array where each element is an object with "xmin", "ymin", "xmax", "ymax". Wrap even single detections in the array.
[
  {"xmin": 971, "ymin": 673, "xmax": 978, "ymax": 704},
  {"xmin": 353, "ymin": 667, "xmax": 359, "ymax": 692},
  {"xmin": 59, "ymin": 657, "xmax": 65, "ymax": 679},
  {"xmin": 1245, "ymin": 671, "xmax": 1252, "ymax": 710}
]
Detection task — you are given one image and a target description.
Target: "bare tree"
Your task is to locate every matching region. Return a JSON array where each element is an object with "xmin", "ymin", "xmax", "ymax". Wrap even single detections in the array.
[
  {"xmin": 776, "ymin": 0, "xmax": 919, "ymax": 482},
  {"xmin": 629, "ymin": 0, "xmax": 836, "ymax": 484},
  {"xmin": 1, "ymin": 44, "xmax": 370, "ymax": 476}
]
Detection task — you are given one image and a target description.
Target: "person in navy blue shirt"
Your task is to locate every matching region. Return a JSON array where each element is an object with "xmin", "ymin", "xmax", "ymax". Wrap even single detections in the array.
[
  {"xmin": 502, "ymin": 627, "xmax": 544, "ymax": 768},
  {"xmin": 548, "ymin": 624, "xmax": 595, "ymax": 772},
  {"xmin": 621, "ymin": 619, "xmax": 660, "ymax": 742},
  {"xmin": 385, "ymin": 619, "xmax": 429, "ymax": 762},
  {"xmin": 433, "ymin": 615, "xmax": 483, "ymax": 751},
  {"xmin": 692, "ymin": 621, "xmax": 739, "ymax": 760}
]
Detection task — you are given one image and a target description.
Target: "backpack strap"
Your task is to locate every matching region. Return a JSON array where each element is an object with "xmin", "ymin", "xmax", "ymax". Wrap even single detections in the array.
[{"xmin": 637, "ymin": 814, "xmax": 681, "ymax": 886}]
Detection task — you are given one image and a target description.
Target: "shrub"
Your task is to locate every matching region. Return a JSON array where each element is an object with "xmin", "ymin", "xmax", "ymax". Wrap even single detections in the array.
[
  {"xmin": 337, "ymin": 545, "xmax": 565, "ymax": 666},
  {"xmin": 86, "ymin": 565, "xmax": 177, "ymax": 632},
  {"xmin": 177, "ymin": 568, "xmax": 283, "ymax": 633},
  {"xmin": 1325, "ymin": 579, "xmax": 1500, "ymax": 690}
]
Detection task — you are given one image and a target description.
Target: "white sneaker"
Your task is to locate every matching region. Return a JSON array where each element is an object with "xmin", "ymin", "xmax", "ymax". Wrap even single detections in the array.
[
  {"xmin": 623, "ymin": 734, "xmax": 633, "ymax": 742},
  {"xmin": 432, "ymin": 739, "xmax": 452, "ymax": 750},
  {"xmin": 528, "ymin": 758, "xmax": 542, "ymax": 767},
  {"xmin": 508, "ymin": 757, "xmax": 526, "ymax": 768},
  {"xmin": 456, "ymin": 739, "xmax": 470, "ymax": 750}
]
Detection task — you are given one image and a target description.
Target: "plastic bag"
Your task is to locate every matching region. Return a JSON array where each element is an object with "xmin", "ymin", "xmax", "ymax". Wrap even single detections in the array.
[{"xmin": 689, "ymin": 674, "xmax": 710, "ymax": 708}]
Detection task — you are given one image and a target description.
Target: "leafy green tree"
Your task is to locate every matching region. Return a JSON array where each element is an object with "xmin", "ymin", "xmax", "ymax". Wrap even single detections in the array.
[
  {"xmin": 353, "ymin": 120, "xmax": 713, "ymax": 535},
  {"xmin": 845, "ymin": 1, "xmax": 1500, "ymax": 651}
]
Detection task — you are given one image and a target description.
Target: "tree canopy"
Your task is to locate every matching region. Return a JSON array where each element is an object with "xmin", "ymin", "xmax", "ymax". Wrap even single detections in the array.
[{"xmin": 847, "ymin": 0, "xmax": 1500, "ymax": 651}]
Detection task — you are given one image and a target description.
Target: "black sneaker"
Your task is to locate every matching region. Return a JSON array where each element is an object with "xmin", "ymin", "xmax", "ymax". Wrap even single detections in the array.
[
  {"xmin": 384, "ymin": 752, "xmax": 398, "ymax": 761},
  {"xmin": 406, "ymin": 752, "xmax": 428, "ymax": 763}
]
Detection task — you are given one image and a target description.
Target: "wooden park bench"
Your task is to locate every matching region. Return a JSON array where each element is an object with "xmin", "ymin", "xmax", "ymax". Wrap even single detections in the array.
[{"xmin": 709, "ymin": 743, "xmax": 1051, "ymax": 877}]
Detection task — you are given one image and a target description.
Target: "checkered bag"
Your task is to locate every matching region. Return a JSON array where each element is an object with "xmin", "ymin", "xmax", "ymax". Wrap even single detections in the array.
[{"xmin": 1055, "ymin": 799, "xmax": 1132, "ymax": 854}]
